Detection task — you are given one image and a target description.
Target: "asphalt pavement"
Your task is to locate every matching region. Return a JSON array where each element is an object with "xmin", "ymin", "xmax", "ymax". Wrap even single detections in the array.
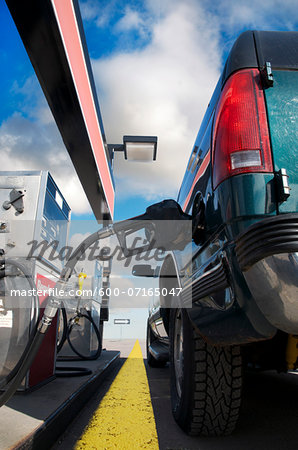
[
  {"xmin": 148, "ymin": 365, "xmax": 298, "ymax": 450},
  {"xmin": 51, "ymin": 339, "xmax": 298, "ymax": 450}
]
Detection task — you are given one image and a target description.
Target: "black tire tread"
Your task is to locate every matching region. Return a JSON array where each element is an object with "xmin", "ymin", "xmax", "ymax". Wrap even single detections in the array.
[{"xmin": 189, "ymin": 329, "xmax": 242, "ymax": 436}]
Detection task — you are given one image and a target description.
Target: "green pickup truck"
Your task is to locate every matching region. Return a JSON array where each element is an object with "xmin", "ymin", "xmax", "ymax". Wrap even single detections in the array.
[{"xmin": 146, "ymin": 30, "xmax": 298, "ymax": 436}]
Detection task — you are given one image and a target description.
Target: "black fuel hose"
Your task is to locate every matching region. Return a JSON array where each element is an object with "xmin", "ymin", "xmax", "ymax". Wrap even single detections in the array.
[
  {"xmin": 66, "ymin": 310, "xmax": 102, "ymax": 360},
  {"xmin": 0, "ymin": 259, "xmax": 39, "ymax": 390},
  {"xmin": 57, "ymin": 304, "xmax": 102, "ymax": 361},
  {"xmin": 56, "ymin": 306, "xmax": 96, "ymax": 380},
  {"xmin": 0, "ymin": 327, "xmax": 45, "ymax": 407}
]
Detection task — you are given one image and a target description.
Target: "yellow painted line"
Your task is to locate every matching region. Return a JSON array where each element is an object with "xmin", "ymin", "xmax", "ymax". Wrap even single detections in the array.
[{"xmin": 75, "ymin": 340, "xmax": 159, "ymax": 449}]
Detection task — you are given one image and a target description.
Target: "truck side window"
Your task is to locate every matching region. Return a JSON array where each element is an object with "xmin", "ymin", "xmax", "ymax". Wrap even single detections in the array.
[
  {"xmin": 191, "ymin": 149, "xmax": 203, "ymax": 174},
  {"xmin": 187, "ymin": 146, "xmax": 198, "ymax": 172}
]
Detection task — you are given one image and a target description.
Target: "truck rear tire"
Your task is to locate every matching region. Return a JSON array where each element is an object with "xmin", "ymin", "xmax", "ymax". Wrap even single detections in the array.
[{"xmin": 169, "ymin": 308, "xmax": 242, "ymax": 436}]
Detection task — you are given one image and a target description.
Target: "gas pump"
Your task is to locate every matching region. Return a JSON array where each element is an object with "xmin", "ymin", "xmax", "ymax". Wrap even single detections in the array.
[
  {"xmin": 0, "ymin": 171, "xmax": 114, "ymax": 388},
  {"xmin": 0, "ymin": 170, "xmax": 70, "ymax": 391}
]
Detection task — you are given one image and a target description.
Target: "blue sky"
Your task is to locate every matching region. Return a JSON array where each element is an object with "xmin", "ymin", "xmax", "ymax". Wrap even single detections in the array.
[{"xmin": 0, "ymin": 0, "xmax": 297, "ymax": 223}]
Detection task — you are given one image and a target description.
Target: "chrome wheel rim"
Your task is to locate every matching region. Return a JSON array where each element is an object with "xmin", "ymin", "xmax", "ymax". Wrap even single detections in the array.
[{"xmin": 173, "ymin": 309, "xmax": 183, "ymax": 397}]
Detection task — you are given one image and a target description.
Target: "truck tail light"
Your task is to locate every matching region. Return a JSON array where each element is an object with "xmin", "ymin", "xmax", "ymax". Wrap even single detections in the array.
[{"xmin": 212, "ymin": 69, "xmax": 273, "ymax": 189}]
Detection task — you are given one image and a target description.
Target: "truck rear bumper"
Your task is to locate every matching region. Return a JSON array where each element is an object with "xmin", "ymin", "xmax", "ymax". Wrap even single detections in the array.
[{"xmin": 236, "ymin": 213, "xmax": 298, "ymax": 334}]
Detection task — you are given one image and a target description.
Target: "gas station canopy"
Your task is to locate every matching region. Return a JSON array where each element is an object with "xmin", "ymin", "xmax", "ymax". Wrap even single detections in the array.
[{"xmin": 5, "ymin": 0, "xmax": 115, "ymax": 220}]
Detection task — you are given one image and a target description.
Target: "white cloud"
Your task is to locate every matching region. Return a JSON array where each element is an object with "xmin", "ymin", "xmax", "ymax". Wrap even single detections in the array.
[
  {"xmin": 68, "ymin": 232, "xmax": 91, "ymax": 249},
  {"xmin": 115, "ymin": 7, "xmax": 145, "ymax": 32},
  {"xmin": 203, "ymin": 0, "xmax": 298, "ymax": 35},
  {"xmin": 94, "ymin": 0, "xmax": 221, "ymax": 201},
  {"xmin": 91, "ymin": 0, "xmax": 297, "ymax": 203},
  {"xmin": 79, "ymin": 0, "xmax": 118, "ymax": 28},
  {"xmin": 1, "ymin": 76, "xmax": 92, "ymax": 214},
  {"xmin": 0, "ymin": 110, "xmax": 91, "ymax": 215},
  {"xmin": 80, "ymin": 0, "xmax": 101, "ymax": 21}
]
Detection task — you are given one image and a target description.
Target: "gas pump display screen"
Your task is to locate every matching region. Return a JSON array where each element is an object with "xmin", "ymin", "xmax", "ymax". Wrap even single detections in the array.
[
  {"xmin": 40, "ymin": 174, "xmax": 70, "ymax": 268},
  {"xmin": 45, "ymin": 175, "xmax": 70, "ymax": 221}
]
